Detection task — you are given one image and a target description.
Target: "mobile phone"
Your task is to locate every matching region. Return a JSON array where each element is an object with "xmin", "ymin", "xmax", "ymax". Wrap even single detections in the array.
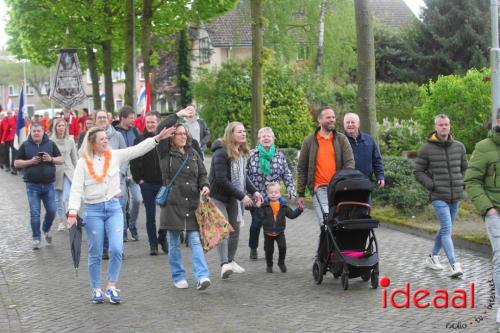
[{"xmin": 37, "ymin": 152, "xmax": 45, "ymax": 158}]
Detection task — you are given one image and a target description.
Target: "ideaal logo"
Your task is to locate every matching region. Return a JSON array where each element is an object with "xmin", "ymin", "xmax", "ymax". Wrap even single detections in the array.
[
  {"xmin": 379, "ymin": 276, "xmax": 495, "ymax": 330},
  {"xmin": 380, "ymin": 276, "xmax": 474, "ymax": 309}
]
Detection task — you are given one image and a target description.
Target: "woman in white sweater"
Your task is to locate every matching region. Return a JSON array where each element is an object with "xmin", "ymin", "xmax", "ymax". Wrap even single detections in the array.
[
  {"xmin": 67, "ymin": 125, "xmax": 174, "ymax": 304},
  {"xmin": 51, "ymin": 118, "xmax": 78, "ymax": 231}
]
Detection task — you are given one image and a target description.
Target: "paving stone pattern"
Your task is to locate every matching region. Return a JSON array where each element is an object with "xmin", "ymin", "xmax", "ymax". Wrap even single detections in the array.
[{"xmin": 0, "ymin": 171, "xmax": 497, "ymax": 333}]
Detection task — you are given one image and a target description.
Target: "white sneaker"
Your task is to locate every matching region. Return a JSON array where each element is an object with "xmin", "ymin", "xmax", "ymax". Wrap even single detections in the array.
[
  {"xmin": 197, "ymin": 277, "xmax": 211, "ymax": 291},
  {"xmin": 220, "ymin": 263, "xmax": 234, "ymax": 279},
  {"xmin": 230, "ymin": 261, "xmax": 246, "ymax": 273},
  {"xmin": 57, "ymin": 222, "xmax": 66, "ymax": 232},
  {"xmin": 32, "ymin": 240, "xmax": 41, "ymax": 250},
  {"xmin": 496, "ymin": 308, "xmax": 500, "ymax": 323},
  {"xmin": 173, "ymin": 279, "xmax": 189, "ymax": 289},
  {"xmin": 449, "ymin": 262, "xmax": 463, "ymax": 278},
  {"xmin": 425, "ymin": 255, "xmax": 444, "ymax": 270}
]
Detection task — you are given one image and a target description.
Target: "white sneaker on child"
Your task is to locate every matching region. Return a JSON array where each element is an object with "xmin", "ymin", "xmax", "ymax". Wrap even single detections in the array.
[
  {"xmin": 425, "ymin": 255, "xmax": 444, "ymax": 270},
  {"xmin": 230, "ymin": 261, "xmax": 246, "ymax": 273},
  {"xmin": 57, "ymin": 222, "xmax": 66, "ymax": 232}
]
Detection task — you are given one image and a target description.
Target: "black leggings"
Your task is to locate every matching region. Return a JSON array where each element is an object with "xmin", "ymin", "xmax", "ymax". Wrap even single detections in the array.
[{"xmin": 264, "ymin": 233, "xmax": 286, "ymax": 266}]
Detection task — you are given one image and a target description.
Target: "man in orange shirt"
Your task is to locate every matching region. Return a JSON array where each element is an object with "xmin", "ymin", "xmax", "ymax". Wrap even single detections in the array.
[{"xmin": 297, "ymin": 107, "xmax": 354, "ymax": 225}]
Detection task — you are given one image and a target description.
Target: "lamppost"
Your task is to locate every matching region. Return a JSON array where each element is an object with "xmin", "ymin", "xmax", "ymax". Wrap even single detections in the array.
[{"xmin": 491, "ymin": 0, "xmax": 500, "ymax": 122}]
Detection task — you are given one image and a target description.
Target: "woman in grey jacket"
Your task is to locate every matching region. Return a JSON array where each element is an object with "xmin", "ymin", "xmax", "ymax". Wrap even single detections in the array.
[{"xmin": 51, "ymin": 118, "xmax": 78, "ymax": 231}]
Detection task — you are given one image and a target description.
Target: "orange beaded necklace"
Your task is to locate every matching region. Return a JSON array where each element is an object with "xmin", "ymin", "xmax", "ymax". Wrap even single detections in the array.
[{"xmin": 85, "ymin": 150, "xmax": 111, "ymax": 183}]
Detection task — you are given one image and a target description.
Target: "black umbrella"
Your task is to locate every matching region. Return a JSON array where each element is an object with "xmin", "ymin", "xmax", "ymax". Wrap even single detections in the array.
[{"xmin": 69, "ymin": 216, "xmax": 83, "ymax": 277}]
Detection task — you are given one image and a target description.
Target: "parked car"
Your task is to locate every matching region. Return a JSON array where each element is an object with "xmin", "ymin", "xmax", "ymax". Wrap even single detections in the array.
[{"xmin": 33, "ymin": 108, "xmax": 63, "ymax": 119}]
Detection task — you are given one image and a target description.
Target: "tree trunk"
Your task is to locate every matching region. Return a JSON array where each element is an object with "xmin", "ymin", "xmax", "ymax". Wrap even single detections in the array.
[
  {"xmin": 354, "ymin": 0, "xmax": 376, "ymax": 136},
  {"xmin": 250, "ymin": 0, "xmax": 264, "ymax": 146},
  {"xmin": 178, "ymin": 27, "xmax": 192, "ymax": 107},
  {"xmin": 102, "ymin": 40, "xmax": 114, "ymax": 114},
  {"xmin": 141, "ymin": 0, "xmax": 154, "ymax": 111},
  {"xmin": 124, "ymin": 0, "xmax": 135, "ymax": 110},
  {"xmin": 315, "ymin": 0, "xmax": 327, "ymax": 75},
  {"xmin": 86, "ymin": 46, "xmax": 101, "ymax": 110}
]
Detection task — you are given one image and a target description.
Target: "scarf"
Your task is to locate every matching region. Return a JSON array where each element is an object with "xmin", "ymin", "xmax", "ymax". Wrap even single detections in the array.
[{"xmin": 257, "ymin": 144, "xmax": 275, "ymax": 176}]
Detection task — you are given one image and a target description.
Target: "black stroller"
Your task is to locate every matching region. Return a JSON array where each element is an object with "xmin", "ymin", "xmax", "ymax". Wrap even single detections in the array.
[{"xmin": 312, "ymin": 169, "xmax": 379, "ymax": 290}]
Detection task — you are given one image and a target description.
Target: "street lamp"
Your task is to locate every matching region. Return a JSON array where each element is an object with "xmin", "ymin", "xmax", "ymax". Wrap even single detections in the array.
[{"xmin": 491, "ymin": 0, "xmax": 500, "ymax": 123}]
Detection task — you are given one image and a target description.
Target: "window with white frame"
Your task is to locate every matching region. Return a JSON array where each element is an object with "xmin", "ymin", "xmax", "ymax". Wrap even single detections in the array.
[
  {"xmin": 115, "ymin": 99, "xmax": 123, "ymax": 110},
  {"xmin": 297, "ymin": 43, "xmax": 311, "ymax": 61},
  {"xmin": 138, "ymin": 63, "xmax": 145, "ymax": 81},
  {"xmin": 112, "ymin": 69, "xmax": 126, "ymax": 82},
  {"xmin": 41, "ymin": 82, "xmax": 50, "ymax": 95},
  {"xmin": 199, "ymin": 37, "xmax": 211, "ymax": 64},
  {"xmin": 8, "ymin": 85, "xmax": 18, "ymax": 96},
  {"xmin": 26, "ymin": 83, "xmax": 35, "ymax": 96}
]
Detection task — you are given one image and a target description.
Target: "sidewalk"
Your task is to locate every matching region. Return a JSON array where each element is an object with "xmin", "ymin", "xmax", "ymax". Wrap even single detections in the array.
[{"xmin": 0, "ymin": 170, "xmax": 497, "ymax": 332}]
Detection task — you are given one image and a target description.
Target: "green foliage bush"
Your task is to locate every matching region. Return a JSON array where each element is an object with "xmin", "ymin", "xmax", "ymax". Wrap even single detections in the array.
[
  {"xmin": 373, "ymin": 156, "xmax": 428, "ymax": 213},
  {"xmin": 310, "ymin": 82, "xmax": 422, "ymax": 121},
  {"xmin": 279, "ymin": 148, "xmax": 298, "ymax": 175},
  {"xmin": 193, "ymin": 58, "xmax": 314, "ymax": 148},
  {"xmin": 415, "ymin": 68, "xmax": 491, "ymax": 152},
  {"xmin": 378, "ymin": 118, "xmax": 424, "ymax": 156}
]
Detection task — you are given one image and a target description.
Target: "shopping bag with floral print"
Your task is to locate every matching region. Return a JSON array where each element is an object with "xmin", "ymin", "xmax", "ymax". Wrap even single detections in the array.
[{"xmin": 196, "ymin": 197, "xmax": 234, "ymax": 252}]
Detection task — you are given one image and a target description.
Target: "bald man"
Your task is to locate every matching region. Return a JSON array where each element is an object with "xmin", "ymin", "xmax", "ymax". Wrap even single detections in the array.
[{"xmin": 343, "ymin": 113, "xmax": 385, "ymax": 188}]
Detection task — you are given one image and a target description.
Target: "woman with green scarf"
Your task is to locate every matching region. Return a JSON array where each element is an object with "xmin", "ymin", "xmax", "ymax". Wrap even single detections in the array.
[{"xmin": 247, "ymin": 127, "xmax": 296, "ymax": 261}]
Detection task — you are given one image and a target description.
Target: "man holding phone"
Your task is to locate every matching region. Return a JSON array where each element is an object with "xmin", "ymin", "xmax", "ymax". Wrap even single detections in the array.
[{"xmin": 14, "ymin": 122, "xmax": 64, "ymax": 249}]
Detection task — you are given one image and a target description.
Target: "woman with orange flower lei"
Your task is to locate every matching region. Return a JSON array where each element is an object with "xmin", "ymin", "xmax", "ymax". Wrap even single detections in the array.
[{"xmin": 67, "ymin": 125, "xmax": 174, "ymax": 304}]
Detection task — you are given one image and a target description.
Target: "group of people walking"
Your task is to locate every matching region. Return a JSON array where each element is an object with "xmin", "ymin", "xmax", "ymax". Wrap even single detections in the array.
[{"xmin": 9, "ymin": 101, "xmax": 500, "ymax": 330}]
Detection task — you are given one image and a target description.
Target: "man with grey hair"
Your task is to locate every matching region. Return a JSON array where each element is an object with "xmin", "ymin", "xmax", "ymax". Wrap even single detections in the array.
[
  {"xmin": 414, "ymin": 114, "xmax": 467, "ymax": 277},
  {"xmin": 343, "ymin": 112, "xmax": 384, "ymax": 189},
  {"xmin": 465, "ymin": 108, "xmax": 500, "ymax": 325}
]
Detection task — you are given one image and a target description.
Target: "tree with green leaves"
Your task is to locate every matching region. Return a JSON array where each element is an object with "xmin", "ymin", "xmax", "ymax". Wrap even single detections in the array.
[{"xmin": 410, "ymin": 0, "xmax": 490, "ymax": 82}]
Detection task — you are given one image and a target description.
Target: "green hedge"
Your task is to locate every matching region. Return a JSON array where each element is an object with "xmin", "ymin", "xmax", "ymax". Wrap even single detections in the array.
[
  {"xmin": 372, "ymin": 156, "xmax": 428, "ymax": 213},
  {"xmin": 415, "ymin": 68, "xmax": 491, "ymax": 152},
  {"xmin": 193, "ymin": 58, "xmax": 314, "ymax": 149}
]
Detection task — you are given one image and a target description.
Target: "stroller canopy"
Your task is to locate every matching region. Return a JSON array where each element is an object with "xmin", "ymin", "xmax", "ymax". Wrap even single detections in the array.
[{"xmin": 328, "ymin": 169, "xmax": 372, "ymax": 207}]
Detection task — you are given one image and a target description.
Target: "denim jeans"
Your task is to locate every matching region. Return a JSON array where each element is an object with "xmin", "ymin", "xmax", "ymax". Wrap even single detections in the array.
[
  {"xmin": 312, "ymin": 187, "xmax": 329, "ymax": 226},
  {"xmin": 485, "ymin": 213, "xmax": 500, "ymax": 303},
  {"xmin": 431, "ymin": 200, "xmax": 460, "ymax": 265},
  {"xmin": 167, "ymin": 230, "xmax": 209, "ymax": 283},
  {"xmin": 140, "ymin": 182, "xmax": 164, "ymax": 245},
  {"xmin": 55, "ymin": 176, "xmax": 72, "ymax": 221},
  {"xmin": 104, "ymin": 176, "xmax": 127, "ymax": 251},
  {"xmin": 26, "ymin": 182, "xmax": 56, "ymax": 240},
  {"xmin": 83, "ymin": 198, "xmax": 123, "ymax": 288}
]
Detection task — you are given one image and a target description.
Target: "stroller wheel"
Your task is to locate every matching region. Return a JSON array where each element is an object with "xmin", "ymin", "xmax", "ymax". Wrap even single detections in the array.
[
  {"xmin": 361, "ymin": 271, "xmax": 371, "ymax": 282},
  {"xmin": 341, "ymin": 273, "xmax": 349, "ymax": 290},
  {"xmin": 312, "ymin": 261, "xmax": 323, "ymax": 285},
  {"xmin": 370, "ymin": 270, "xmax": 379, "ymax": 289}
]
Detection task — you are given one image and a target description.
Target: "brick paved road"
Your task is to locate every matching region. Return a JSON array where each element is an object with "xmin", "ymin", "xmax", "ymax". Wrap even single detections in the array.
[{"xmin": 0, "ymin": 170, "xmax": 497, "ymax": 333}]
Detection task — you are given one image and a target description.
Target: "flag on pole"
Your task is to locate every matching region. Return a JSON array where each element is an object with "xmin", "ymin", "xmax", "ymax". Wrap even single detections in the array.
[
  {"xmin": 137, "ymin": 85, "xmax": 146, "ymax": 106},
  {"xmin": 7, "ymin": 97, "xmax": 14, "ymax": 111},
  {"xmin": 14, "ymin": 86, "xmax": 26, "ymax": 149},
  {"xmin": 144, "ymin": 73, "xmax": 152, "ymax": 117}
]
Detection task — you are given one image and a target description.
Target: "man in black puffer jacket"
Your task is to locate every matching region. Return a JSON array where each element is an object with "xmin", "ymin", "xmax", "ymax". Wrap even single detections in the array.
[
  {"xmin": 130, "ymin": 112, "xmax": 167, "ymax": 255},
  {"xmin": 414, "ymin": 114, "xmax": 467, "ymax": 278}
]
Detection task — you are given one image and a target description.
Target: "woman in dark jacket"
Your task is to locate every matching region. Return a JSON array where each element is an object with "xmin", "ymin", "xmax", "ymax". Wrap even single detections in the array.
[
  {"xmin": 209, "ymin": 121, "xmax": 263, "ymax": 280},
  {"xmin": 158, "ymin": 123, "xmax": 211, "ymax": 290}
]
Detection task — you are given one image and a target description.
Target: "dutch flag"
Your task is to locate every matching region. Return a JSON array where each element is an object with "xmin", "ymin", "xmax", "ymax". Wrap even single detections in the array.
[{"xmin": 137, "ymin": 86, "xmax": 146, "ymax": 106}]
